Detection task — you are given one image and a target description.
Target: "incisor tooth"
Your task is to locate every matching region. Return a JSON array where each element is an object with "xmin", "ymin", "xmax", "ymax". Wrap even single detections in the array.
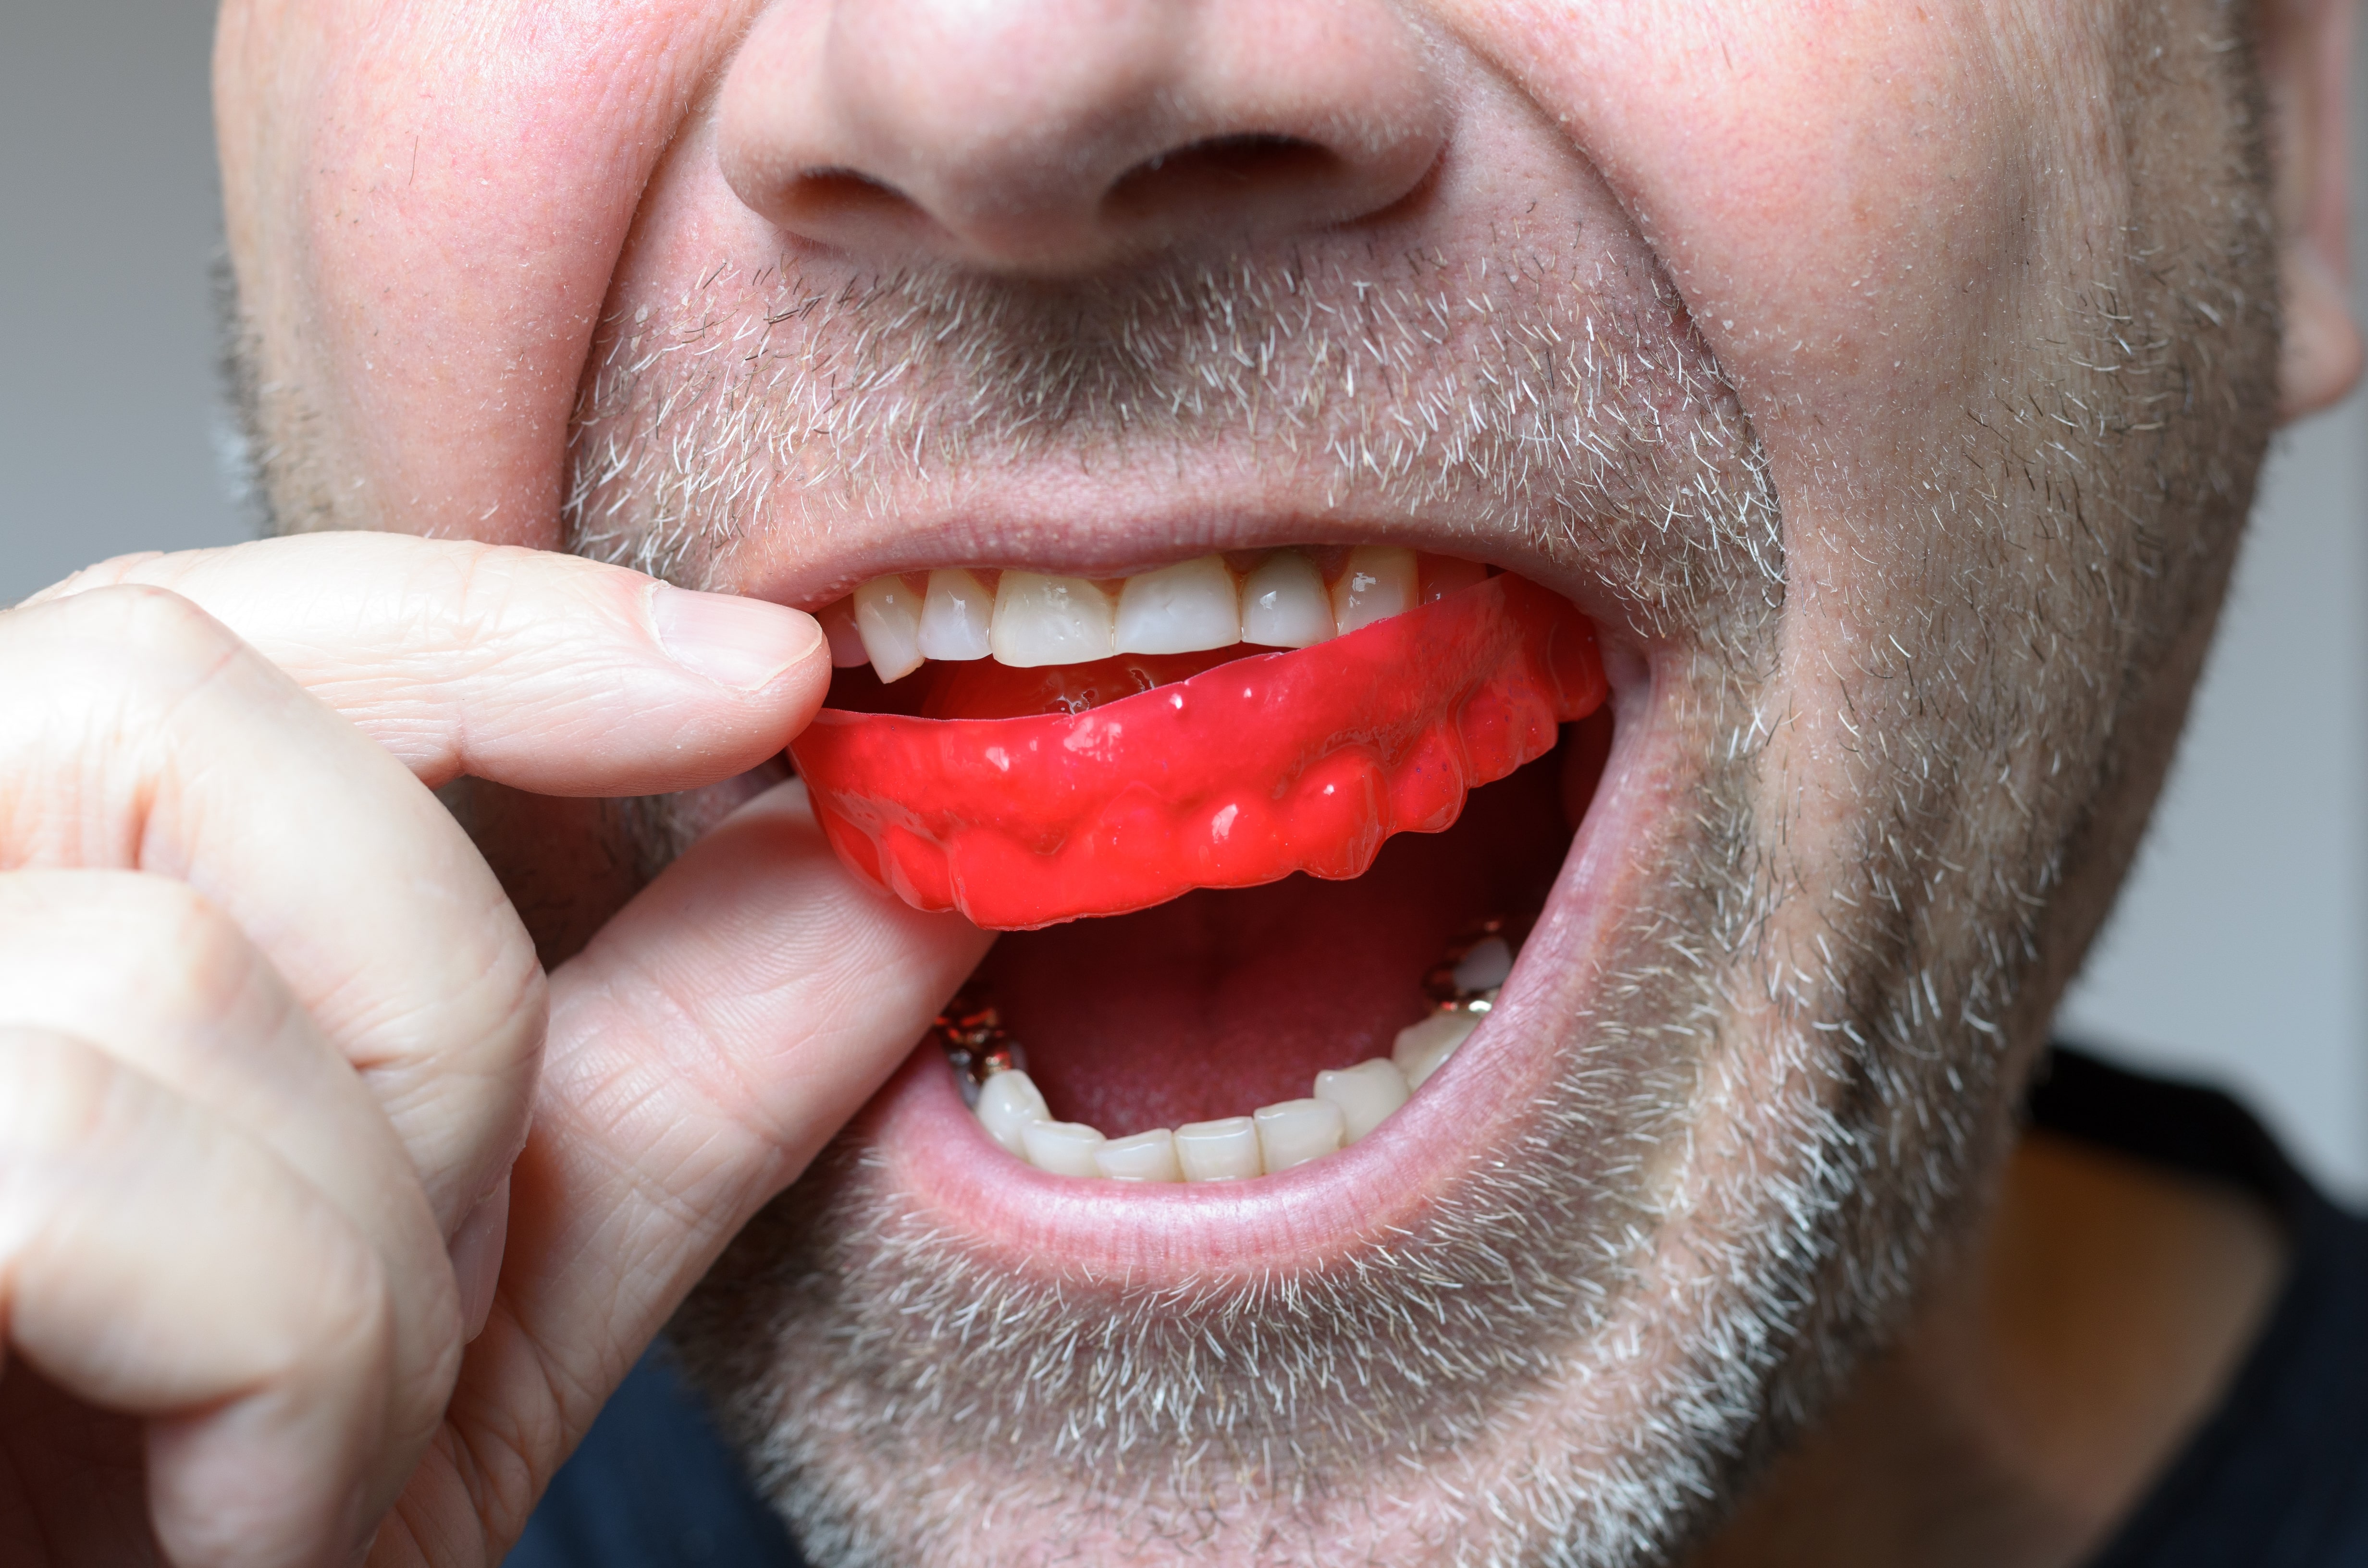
[
  {"xmin": 1313, "ymin": 1059, "xmax": 1409, "ymax": 1143},
  {"xmin": 1393, "ymin": 1010, "xmax": 1479, "ymax": 1089},
  {"xmin": 1114, "ymin": 556, "xmax": 1242, "ymax": 654},
  {"xmin": 1175, "ymin": 1116, "xmax": 1262, "ymax": 1181},
  {"xmin": 974, "ymin": 1069, "xmax": 1051, "ymax": 1157},
  {"xmin": 853, "ymin": 575, "xmax": 925, "ymax": 682},
  {"xmin": 1331, "ymin": 545, "xmax": 1417, "ymax": 635},
  {"xmin": 917, "ymin": 569, "xmax": 995, "ymax": 661},
  {"xmin": 1093, "ymin": 1128, "xmax": 1183, "ymax": 1183},
  {"xmin": 1254, "ymin": 1098, "xmax": 1344, "ymax": 1172},
  {"xmin": 1022, "ymin": 1120, "xmax": 1108, "ymax": 1177},
  {"xmin": 991, "ymin": 573, "xmax": 1117, "ymax": 667},
  {"xmin": 1240, "ymin": 551, "xmax": 1335, "ymax": 648}
]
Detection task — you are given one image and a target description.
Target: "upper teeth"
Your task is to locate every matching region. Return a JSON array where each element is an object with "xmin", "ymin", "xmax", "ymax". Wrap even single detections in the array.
[
  {"xmin": 916, "ymin": 568, "xmax": 995, "ymax": 662},
  {"xmin": 832, "ymin": 547, "xmax": 1438, "ymax": 684}
]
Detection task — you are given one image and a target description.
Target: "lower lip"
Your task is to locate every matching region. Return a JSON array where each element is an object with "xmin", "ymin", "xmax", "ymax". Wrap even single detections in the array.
[{"xmin": 853, "ymin": 669, "xmax": 1670, "ymax": 1281}]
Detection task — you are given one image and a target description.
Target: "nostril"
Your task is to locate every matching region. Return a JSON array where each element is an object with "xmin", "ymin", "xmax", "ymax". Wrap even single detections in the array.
[
  {"xmin": 1102, "ymin": 133, "xmax": 1344, "ymax": 223},
  {"xmin": 785, "ymin": 166, "xmax": 919, "ymax": 226}
]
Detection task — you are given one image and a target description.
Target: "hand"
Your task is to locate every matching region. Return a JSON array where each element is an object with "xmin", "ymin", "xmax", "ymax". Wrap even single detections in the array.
[{"xmin": 0, "ymin": 534, "xmax": 989, "ymax": 1567}]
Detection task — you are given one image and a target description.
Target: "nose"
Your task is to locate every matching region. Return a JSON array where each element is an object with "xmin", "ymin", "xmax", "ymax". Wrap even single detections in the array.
[{"xmin": 716, "ymin": 0, "xmax": 1450, "ymax": 275}]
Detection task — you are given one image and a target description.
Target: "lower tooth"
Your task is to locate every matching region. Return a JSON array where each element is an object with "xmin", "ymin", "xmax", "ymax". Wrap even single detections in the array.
[
  {"xmin": 1174, "ymin": 1117, "xmax": 1263, "ymax": 1181},
  {"xmin": 1392, "ymin": 1010, "xmax": 1480, "ymax": 1088},
  {"xmin": 1093, "ymin": 1128, "xmax": 1183, "ymax": 1183},
  {"xmin": 974, "ymin": 1069, "xmax": 1051, "ymax": 1157},
  {"xmin": 1022, "ymin": 1120, "xmax": 1108, "ymax": 1177},
  {"xmin": 1254, "ymin": 1098, "xmax": 1345, "ymax": 1172},
  {"xmin": 1313, "ymin": 1059, "xmax": 1410, "ymax": 1142},
  {"xmin": 958, "ymin": 920, "xmax": 1513, "ymax": 1176}
]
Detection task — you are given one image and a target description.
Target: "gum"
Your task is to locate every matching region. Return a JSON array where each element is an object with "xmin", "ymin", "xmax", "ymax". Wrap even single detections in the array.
[{"xmin": 789, "ymin": 575, "xmax": 1608, "ymax": 929}]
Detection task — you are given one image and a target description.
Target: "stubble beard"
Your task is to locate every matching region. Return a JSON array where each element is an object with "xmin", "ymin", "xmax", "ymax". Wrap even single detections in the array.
[{"xmin": 222, "ymin": 10, "xmax": 2280, "ymax": 1560}]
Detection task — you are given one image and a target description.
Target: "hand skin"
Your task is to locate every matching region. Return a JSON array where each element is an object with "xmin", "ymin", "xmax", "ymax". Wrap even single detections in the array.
[{"xmin": 0, "ymin": 534, "xmax": 988, "ymax": 1567}]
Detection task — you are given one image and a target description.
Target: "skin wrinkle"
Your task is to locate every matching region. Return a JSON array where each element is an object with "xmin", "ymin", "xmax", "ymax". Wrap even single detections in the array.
[{"xmin": 208, "ymin": 0, "xmax": 2289, "ymax": 1563}]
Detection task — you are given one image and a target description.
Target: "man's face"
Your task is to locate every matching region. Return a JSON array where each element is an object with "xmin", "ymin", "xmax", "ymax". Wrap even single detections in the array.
[{"xmin": 215, "ymin": 1, "xmax": 2322, "ymax": 1561}]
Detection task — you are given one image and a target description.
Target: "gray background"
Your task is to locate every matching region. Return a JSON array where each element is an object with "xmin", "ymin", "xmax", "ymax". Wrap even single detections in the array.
[{"xmin": 8, "ymin": 3, "xmax": 2366, "ymax": 1191}]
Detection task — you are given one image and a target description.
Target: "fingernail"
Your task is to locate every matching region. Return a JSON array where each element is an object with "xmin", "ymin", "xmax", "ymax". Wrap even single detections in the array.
[{"xmin": 650, "ymin": 584, "xmax": 822, "ymax": 691}]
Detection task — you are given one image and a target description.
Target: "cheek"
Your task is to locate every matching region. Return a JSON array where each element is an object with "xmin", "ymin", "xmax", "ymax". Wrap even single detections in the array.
[
  {"xmin": 1440, "ymin": 0, "xmax": 2071, "ymax": 524},
  {"xmin": 1452, "ymin": 2, "xmax": 2051, "ymax": 392},
  {"xmin": 226, "ymin": 0, "xmax": 759, "ymax": 546},
  {"xmin": 598, "ymin": 110, "xmax": 789, "ymax": 322}
]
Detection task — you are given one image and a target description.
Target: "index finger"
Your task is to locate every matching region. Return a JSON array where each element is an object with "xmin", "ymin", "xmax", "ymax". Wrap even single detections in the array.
[{"xmin": 31, "ymin": 533, "xmax": 830, "ymax": 796}]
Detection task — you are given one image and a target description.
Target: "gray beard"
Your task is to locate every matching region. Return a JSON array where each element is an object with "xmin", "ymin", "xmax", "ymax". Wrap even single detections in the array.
[{"xmin": 547, "ymin": 15, "xmax": 2280, "ymax": 1563}]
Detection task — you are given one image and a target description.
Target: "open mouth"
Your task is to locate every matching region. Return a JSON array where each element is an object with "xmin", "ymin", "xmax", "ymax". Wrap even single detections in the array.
[{"xmin": 790, "ymin": 547, "xmax": 1626, "ymax": 1210}]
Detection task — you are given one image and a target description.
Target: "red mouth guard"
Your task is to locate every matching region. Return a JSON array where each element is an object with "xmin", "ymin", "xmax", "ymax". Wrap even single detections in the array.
[{"xmin": 789, "ymin": 575, "xmax": 1608, "ymax": 929}]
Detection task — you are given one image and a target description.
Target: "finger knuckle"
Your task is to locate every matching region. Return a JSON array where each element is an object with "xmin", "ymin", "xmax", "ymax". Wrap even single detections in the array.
[
  {"xmin": 0, "ymin": 871, "xmax": 285, "ymax": 1042},
  {"xmin": 0, "ymin": 1028, "xmax": 117, "ymax": 1156},
  {"xmin": 18, "ymin": 581, "xmax": 237, "ymax": 666}
]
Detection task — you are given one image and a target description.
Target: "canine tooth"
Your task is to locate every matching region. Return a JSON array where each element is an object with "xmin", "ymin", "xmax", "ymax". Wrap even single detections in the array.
[
  {"xmin": 1254, "ymin": 1098, "xmax": 1345, "ymax": 1172},
  {"xmin": 1174, "ymin": 1116, "xmax": 1262, "ymax": 1181},
  {"xmin": 819, "ymin": 599, "xmax": 869, "ymax": 668},
  {"xmin": 1240, "ymin": 551, "xmax": 1335, "ymax": 647},
  {"xmin": 991, "ymin": 573, "xmax": 1117, "ymax": 667},
  {"xmin": 917, "ymin": 569, "xmax": 995, "ymax": 661},
  {"xmin": 1314, "ymin": 1059, "xmax": 1410, "ymax": 1143},
  {"xmin": 1393, "ymin": 1011, "xmax": 1480, "ymax": 1089},
  {"xmin": 1093, "ymin": 1128, "xmax": 1183, "ymax": 1183},
  {"xmin": 1114, "ymin": 556, "xmax": 1243, "ymax": 654},
  {"xmin": 1021, "ymin": 1120, "xmax": 1108, "ymax": 1177},
  {"xmin": 853, "ymin": 575, "xmax": 925, "ymax": 682},
  {"xmin": 1453, "ymin": 935, "xmax": 1514, "ymax": 993},
  {"xmin": 1331, "ymin": 546, "xmax": 1417, "ymax": 635},
  {"xmin": 974, "ymin": 1068, "xmax": 1051, "ymax": 1157}
]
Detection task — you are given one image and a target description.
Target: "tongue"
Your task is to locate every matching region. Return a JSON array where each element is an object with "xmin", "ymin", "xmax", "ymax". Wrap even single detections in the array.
[{"xmin": 983, "ymin": 718, "xmax": 1607, "ymax": 1135}]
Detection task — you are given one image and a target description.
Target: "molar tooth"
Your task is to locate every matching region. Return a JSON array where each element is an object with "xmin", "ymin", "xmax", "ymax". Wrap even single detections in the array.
[
  {"xmin": 1114, "ymin": 555, "xmax": 1243, "ymax": 654},
  {"xmin": 853, "ymin": 575, "xmax": 925, "ymax": 682},
  {"xmin": 1452, "ymin": 935, "xmax": 1514, "ymax": 994},
  {"xmin": 1313, "ymin": 1059, "xmax": 1410, "ymax": 1143},
  {"xmin": 1254, "ymin": 1098, "xmax": 1345, "ymax": 1172},
  {"xmin": 1021, "ymin": 1120, "xmax": 1108, "ymax": 1177},
  {"xmin": 974, "ymin": 1069, "xmax": 1051, "ymax": 1157},
  {"xmin": 917, "ymin": 569, "xmax": 995, "ymax": 661},
  {"xmin": 1392, "ymin": 1011, "xmax": 1480, "ymax": 1089},
  {"xmin": 991, "ymin": 573, "xmax": 1117, "ymax": 667},
  {"xmin": 1092, "ymin": 1128, "xmax": 1183, "ymax": 1183},
  {"xmin": 1174, "ymin": 1116, "xmax": 1262, "ymax": 1181},
  {"xmin": 1331, "ymin": 545, "xmax": 1417, "ymax": 635},
  {"xmin": 819, "ymin": 599, "xmax": 869, "ymax": 668},
  {"xmin": 1240, "ymin": 551, "xmax": 1335, "ymax": 648}
]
